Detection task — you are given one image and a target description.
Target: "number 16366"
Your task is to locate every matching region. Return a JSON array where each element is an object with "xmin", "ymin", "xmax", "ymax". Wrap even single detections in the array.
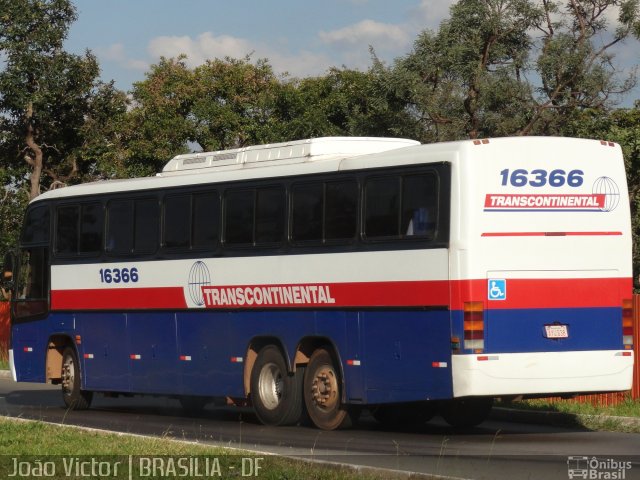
[{"xmin": 99, "ymin": 267, "xmax": 139, "ymax": 283}]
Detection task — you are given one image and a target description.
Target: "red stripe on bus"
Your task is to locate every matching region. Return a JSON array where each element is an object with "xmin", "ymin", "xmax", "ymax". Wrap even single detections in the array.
[
  {"xmin": 481, "ymin": 231, "xmax": 622, "ymax": 237},
  {"xmin": 51, "ymin": 287, "xmax": 188, "ymax": 310},
  {"xmin": 450, "ymin": 277, "xmax": 632, "ymax": 310},
  {"xmin": 49, "ymin": 277, "xmax": 631, "ymax": 311}
]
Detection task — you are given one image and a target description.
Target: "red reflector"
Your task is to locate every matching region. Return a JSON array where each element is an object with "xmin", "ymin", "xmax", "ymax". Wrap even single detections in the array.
[
  {"xmin": 622, "ymin": 352, "xmax": 632, "ymax": 356},
  {"xmin": 477, "ymin": 356, "xmax": 489, "ymax": 361},
  {"xmin": 230, "ymin": 357, "xmax": 243, "ymax": 363}
]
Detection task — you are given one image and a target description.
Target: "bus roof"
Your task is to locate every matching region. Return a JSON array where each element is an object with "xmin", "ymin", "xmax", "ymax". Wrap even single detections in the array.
[
  {"xmin": 162, "ymin": 137, "xmax": 420, "ymax": 174},
  {"xmin": 32, "ymin": 137, "xmax": 421, "ymax": 202}
]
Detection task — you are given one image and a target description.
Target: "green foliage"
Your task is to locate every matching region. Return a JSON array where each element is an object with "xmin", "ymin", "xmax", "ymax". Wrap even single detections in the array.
[
  {"xmin": 394, "ymin": 0, "xmax": 640, "ymax": 140},
  {"xmin": 394, "ymin": 0, "xmax": 541, "ymax": 141},
  {"xmin": 125, "ymin": 55, "xmax": 419, "ymax": 171},
  {"xmin": 563, "ymin": 106, "xmax": 640, "ymax": 287},
  {"xmin": 0, "ymin": 0, "xmax": 129, "ymax": 198}
]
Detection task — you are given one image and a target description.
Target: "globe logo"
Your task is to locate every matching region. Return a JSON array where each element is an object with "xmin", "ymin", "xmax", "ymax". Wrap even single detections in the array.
[
  {"xmin": 592, "ymin": 176, "xmax": 620, "ymax": 212},
  {"xmin": 188, "ymin": 261, "xmax": 211, "ymax": 306}
]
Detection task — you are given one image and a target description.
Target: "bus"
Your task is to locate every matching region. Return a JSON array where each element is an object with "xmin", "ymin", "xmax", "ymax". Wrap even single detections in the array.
[{"xmin": 3, "ymin": 136, "xmax": 634, "ymax": 430}]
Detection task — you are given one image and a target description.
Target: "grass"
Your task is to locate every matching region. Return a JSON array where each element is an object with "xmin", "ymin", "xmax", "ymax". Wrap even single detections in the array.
[
  {"xmin": 499, "ymin": 395, "xmax": 640, "ymax": 417},
  {"xmin": 497, "ymin": 395, "xmax": 640, "ymax": 433},
  {"xmin": 0, "ymin": 418, "xmax": 397, "ymax": 480}
]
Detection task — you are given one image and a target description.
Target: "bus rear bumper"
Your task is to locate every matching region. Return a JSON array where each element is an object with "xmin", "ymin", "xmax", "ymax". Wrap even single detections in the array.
[{"xmin": 451, "ymin": 350, "xmax": 634, "ymax": 397}]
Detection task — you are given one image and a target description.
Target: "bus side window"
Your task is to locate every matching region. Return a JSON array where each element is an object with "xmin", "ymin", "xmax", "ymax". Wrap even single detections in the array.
[
  {"xmin": 364, "ymin": 176, "xmax": 401, "ymax": 238},
  {"xmin": 106, "ymin": 200, "xmax": 133, "ymax": 254},
  {"xmin": 325, "ymin": 180, "xmax": 357, "ymax": 242},
  {"xmin": 79, "ymin": 203, "xmax": 104, "ymax": 254},
  {"xmin": 15, "ymin": 247, "xmax": 49, "ymax": 319},
  {"xmin": 402, "ymin": 174, "xmax": 437, "ymax": 239},
  {"xmin": 192, "ymin": 192, "xmax": 219, "ymax": 249},
  {"xmin": 291, "ymin": 183, "xmax": 323, "ymax": 243}
]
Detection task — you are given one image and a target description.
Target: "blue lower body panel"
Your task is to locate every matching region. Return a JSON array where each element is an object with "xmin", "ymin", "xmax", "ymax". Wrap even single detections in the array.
[{"xmin": 11, "ymin": 309, "xmax": 455, "ymax": 405}]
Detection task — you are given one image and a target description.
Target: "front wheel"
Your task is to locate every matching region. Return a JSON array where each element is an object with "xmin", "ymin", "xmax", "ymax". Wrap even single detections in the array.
[
  {"xmin": 61, "ymin": 347, "xmax": 93, "ymax": 410},
  {"xmin": 250, "ymin": 345, "xmax": 304, "ymax": 426},
  {"xmin": 303, "ymin": 348, "xmax": 353, "ymax": 430}
]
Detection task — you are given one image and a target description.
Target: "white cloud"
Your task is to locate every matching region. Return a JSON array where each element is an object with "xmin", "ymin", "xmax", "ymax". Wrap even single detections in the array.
[
  {"xmin": 319, "ymin": 19, "xmax": 410, "ymax": 49},
  {"xmin": 146, "ymin": 31, "xmax": 334, "ymax": 78},
  {"xmin": 98, "ymin": 43, "xmax": 148, "ymax": 71},
  {"xmin": 412, "ymin": 0, "xmax": 456, "ymax": 29},
  {"xmin": 148, "ymin": 32, "xmax": 255, "ymax": 66}
]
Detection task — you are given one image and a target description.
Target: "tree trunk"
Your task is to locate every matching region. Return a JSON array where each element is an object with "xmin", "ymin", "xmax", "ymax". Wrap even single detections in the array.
[{"xmin": 24, "ymin": 101, "xmax": 43, "ymax": 200}]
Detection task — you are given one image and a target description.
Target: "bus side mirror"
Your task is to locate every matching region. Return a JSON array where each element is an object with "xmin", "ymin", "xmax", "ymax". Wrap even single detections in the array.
[{"xmin": 2, "ymin": 252, "xmax": 15, "ymax": 293}]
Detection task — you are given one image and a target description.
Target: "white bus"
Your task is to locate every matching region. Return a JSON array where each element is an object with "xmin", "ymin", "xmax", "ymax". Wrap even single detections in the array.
[{"xmin": 6, "ymin": 136, "xmax": 634, "ymax": 430}]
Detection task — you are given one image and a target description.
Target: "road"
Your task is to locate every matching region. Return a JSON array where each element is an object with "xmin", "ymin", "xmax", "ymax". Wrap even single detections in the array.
[{"xmin": 1, "ymin": 377, "xmax": 639, "ymax": 479}]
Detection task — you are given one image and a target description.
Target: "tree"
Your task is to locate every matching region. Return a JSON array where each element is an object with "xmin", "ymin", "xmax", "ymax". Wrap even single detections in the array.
[
  {"xmin": 125, "ymin": 56, "xmax": 196, "ymax": 176},
  {"xmin": 394, "ymin": 0, "xmax": 640, "ymax": 141},
  {"xmin": 0, "ymin": 0, "xmax": 125, "ymax": 199},
  {"xmin": 525, "ymin": 0, "xmax": 640, "ymax": 134},
  {"xmin": 395, "ymin": 0, "xmax": 542, "ymax": 141},
  {"xmin": 285, "ymin": 64, "xmax": 422, "ymax": 140},
  {"xmin": 562, "ymin": 104, "xmax": 640, "ymax": 287},
  {"xmin": 126, "ymin": 56, "xmax": 294, "ymax": 169}
]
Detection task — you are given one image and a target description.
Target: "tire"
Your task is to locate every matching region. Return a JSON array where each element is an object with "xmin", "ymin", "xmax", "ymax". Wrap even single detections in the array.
[
  {"xmin": 371, "ymin": 401, "xmax": 437, "ymax": 427},
  {"xmin": 440, "ymin": 397, "xmax": 493, "ymax": 428},
  {"xmin": 250, "ymin": 345, "xmax": 304, "ymax": 426},
  {"xmin": 61, "ymin": 346, "xmax": 93, "ymax": 410},
  {"xmin": 303, "ymin": 348, "xmax": 353, "ymax": 430}
]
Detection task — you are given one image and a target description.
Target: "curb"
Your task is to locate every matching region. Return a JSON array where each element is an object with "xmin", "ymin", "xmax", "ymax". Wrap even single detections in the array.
[{"xmin": 492, "ymin": 406, "xmax": 640, "ymax": 429}]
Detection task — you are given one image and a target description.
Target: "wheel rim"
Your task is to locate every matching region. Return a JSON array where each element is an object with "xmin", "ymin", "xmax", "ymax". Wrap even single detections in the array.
[
  {"xmin": 62, "ymin": 355, "xmax": 75, "ymax": 396},
  {"xmin": 310, "ymin": 365, "xmax": 339, "ymax": 411},
  {"xmin": 257, "ymin": 362, "xmax": 283, "ymax": 410}
]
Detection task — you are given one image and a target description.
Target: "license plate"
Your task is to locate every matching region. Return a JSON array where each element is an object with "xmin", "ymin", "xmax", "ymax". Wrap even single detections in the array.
[{"xmin": 544, "ymin": 324, "xmax": 568, "ymax": 339}]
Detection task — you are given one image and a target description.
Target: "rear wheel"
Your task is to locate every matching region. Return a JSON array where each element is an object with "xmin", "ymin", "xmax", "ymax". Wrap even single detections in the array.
[
  {"xmin": 440, "ymin": 397, "xmax": 493, "ymax": 428},
  {"xmin": 250, "ymin": 345, "xmax": 304, "ymax": 426},
  {"xmin": 304, "ymin": 348, "xmax": 353, "ymax": 430},
  {"xmin": 61, "ymin": 347, "xmax": 93, "ymax": 410}
]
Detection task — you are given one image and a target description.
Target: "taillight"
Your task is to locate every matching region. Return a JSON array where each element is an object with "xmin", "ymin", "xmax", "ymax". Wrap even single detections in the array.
[
  {"xmin": 464, "ymin": 301, "xmax": 485, "ymax": 353},
  {"xmin": 622, "ymin": 298, "xmax": 633, "ymax": 349}
]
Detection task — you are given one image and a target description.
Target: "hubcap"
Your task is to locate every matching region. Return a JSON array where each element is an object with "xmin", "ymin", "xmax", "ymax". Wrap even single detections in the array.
[
  {"xmin": 311, "ymin": 366, "xmax": 338, "ymax": 410},
  {"xmin": 258, "ymin": 362, "xmax": 283, "ymax": 410},
  {"xmin": 62, "ymin": 355, "xmax": 75, "ymax": 395}
]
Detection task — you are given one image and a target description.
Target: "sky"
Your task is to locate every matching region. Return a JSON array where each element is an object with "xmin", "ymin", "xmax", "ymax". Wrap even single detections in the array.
[{"xmin": 65, "ymin": 0, "xmax": 639, "ymax": 105}]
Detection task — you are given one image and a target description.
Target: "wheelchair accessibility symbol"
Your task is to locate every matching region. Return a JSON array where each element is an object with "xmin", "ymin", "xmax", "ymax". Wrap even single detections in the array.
[{"xmin": 488, "ymin": 279, "xmax": 507, "ymax": 300}]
